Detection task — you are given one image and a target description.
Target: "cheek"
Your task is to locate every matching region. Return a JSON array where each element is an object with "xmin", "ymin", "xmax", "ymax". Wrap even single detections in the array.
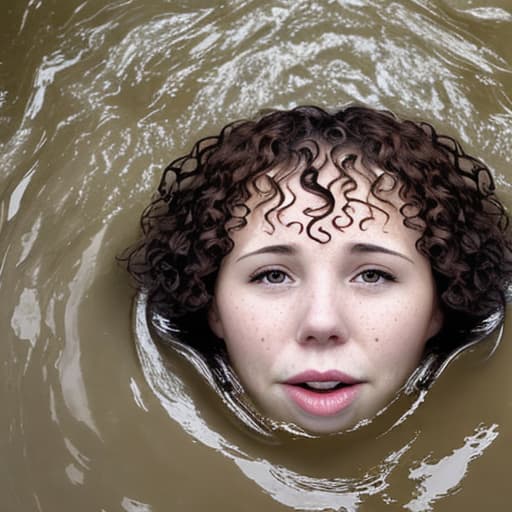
[
  {"xmin": 219, "ymin": 297, "xmax": 284, "ymax": 359},
  {"xmin": 357, "ymin": 300, "xmax": 429, "ymax": 360}
]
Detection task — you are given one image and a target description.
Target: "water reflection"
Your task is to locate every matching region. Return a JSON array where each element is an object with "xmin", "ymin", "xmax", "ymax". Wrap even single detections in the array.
[
  {"xmin": 11, "ymin": 287, "xmax": 41, "ymax": 374},
  {"xmin": 121, "ymin": 496, "xmax": 153, "ymax": 512},
  {"xmin": 405, "ymin": 424, "xmax": 499, "ymax": 511},
  {"xmin": 60, "ymin": 226, "xmax": 107, "ymax": 436},
  {"xmin": 63, "ymin": 437, "xmax": 89, "ymax": 486},
  {"xmin": 456, "ymin": 5, "xmax": 512, "ymax": 22}
]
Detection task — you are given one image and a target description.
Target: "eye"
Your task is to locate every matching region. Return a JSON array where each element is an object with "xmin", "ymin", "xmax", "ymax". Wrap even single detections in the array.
[
  {"xmin": 355, "ymin": 269, "xmax": 396, "ymax": 284},
  {"xmin": 250, "ymin": 269, "xmax": 291, "ymax": 285},
  {"xmin": 361, "ymin": 270, "xmax": 381, "ymax": 283}
]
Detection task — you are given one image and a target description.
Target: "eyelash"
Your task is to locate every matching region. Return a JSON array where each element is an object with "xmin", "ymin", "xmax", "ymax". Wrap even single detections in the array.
[
  {"xmin": 353, "ymin": 269, "xmax": 397, "ymax": 284},
  {"xmin": 249, "ymin": 268, "xmax": 397, "ymax": 286},
  {"xmin": 249, "ymin": 268, "xmax": 292, "ymax": 285}
]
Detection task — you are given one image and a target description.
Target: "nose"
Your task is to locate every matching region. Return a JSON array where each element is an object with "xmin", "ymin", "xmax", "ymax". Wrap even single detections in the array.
[{"xmin": 296, "ymin": 277, "xmax": 348, "ymax": 346}]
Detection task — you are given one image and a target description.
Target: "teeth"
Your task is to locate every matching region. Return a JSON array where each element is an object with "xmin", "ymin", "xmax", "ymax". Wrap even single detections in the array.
[{"xmin": 304, "ymin": 381, "xmax": 341, "ymax": 390}]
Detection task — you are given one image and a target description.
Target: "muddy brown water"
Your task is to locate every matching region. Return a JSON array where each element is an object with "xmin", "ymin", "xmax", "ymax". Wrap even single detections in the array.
[{"xmin": 1, "ymin": 1, "xmax": 512, "ymax": 511}]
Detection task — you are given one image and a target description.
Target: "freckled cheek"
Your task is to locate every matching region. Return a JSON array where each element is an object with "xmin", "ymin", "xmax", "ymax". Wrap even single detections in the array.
[
  {"xmin": 365, "ymin": 313, "xmax": 430, "ymax": 370},
  {"xmin": 251, "ymin": 305, "xmax": 290, "ymax": 359},
  {"xmin": 355, "ymin": 301, "xmax": 417, "ymax": 346},
  {"xmin": 224, "ymin": 299, "xmax": 285, "ymax": 347}
]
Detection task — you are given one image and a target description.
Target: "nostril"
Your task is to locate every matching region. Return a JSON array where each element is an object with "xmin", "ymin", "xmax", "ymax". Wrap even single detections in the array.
[{"xmin": 303, "ymin": 334, "xmax": 341, "ymax": 344}]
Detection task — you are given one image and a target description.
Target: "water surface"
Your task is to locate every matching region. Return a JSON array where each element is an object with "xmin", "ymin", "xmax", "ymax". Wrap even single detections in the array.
[{"xmin": 2, "ymin": 1, "xmax": 512, "ymax": 510}]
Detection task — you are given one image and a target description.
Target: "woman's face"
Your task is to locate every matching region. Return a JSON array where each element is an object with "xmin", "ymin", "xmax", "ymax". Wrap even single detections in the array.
[{"xmin": 208, "ymin": 167, "xmax": 442, "ymax": 434}]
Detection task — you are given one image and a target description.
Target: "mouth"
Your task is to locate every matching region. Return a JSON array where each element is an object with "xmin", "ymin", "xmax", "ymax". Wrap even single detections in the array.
[
  {"xmin": 296, "ymin": 381, "xmax": 349, "ymax": 392},
  {"xmin": 282, "ymin": 370, "xmax": 362, "ymax": 417}
]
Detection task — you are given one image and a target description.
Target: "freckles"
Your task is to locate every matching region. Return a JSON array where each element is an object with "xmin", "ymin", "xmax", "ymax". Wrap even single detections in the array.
[{"xmin": 258, "ymin": 336, "xmax": 271, "ymax": 351}]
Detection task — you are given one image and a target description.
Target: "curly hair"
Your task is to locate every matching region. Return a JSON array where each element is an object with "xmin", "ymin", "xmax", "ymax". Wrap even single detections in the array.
[{"xmin": 123, "ymin": 105, "xmax": 512, "ymax": 390}]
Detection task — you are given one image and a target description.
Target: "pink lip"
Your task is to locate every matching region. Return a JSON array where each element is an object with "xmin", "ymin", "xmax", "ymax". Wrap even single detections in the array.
[{"xmin": 283, "ymin": 370, "xmax": 362, "ymax": 417}]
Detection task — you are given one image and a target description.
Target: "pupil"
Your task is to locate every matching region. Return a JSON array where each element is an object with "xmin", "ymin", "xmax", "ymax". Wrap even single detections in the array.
[
  {"xmin": 364, "ymin": 271, "xmax": 379, "ymax": 282},
  {"xmin": 268, "ymin": 271, "xmax": 284, "ymax": 283}
]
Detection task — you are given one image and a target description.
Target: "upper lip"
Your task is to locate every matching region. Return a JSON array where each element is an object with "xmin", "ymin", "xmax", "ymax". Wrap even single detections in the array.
[{"xmin": 284, "ymin": 370, "xmax": 360, "ymax": 385}]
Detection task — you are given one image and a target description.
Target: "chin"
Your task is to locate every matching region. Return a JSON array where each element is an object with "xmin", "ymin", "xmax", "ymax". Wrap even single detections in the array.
[{"xmin": 274, "ymin": 411, "xmax": 363, "ymax": 436}]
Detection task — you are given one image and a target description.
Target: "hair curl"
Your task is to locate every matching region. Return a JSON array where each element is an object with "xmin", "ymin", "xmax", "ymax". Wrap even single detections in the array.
[{"xmin": 122, "ymin": 105, "xmax": 512, "ymax": 388}]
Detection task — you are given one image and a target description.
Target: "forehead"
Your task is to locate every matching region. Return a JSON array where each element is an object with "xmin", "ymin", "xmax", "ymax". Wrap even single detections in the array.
[{"xmin": 240, "ymin": 159, "xmax": 412, "ymax": 244}]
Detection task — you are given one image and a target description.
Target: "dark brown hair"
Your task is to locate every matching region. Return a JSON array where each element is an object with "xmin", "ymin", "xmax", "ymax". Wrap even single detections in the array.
[{"xmin": 123, "ymin": 105, "xmax": 512, "ymax": 387}]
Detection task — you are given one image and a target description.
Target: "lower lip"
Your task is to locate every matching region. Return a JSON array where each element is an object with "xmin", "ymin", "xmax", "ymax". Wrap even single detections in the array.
[{"xmin": 282, "ymin": 384, "xmax": 361, "ymax": 416}]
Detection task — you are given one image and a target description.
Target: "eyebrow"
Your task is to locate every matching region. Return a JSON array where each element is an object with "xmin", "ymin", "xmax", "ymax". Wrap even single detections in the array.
[
  {"xmin": 350, "ymin": 243, "xmax": 414, "ymax": 263},
  {"xmin": 236, "ymin": 244, "xmax": 296, "ymax": 262}
]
